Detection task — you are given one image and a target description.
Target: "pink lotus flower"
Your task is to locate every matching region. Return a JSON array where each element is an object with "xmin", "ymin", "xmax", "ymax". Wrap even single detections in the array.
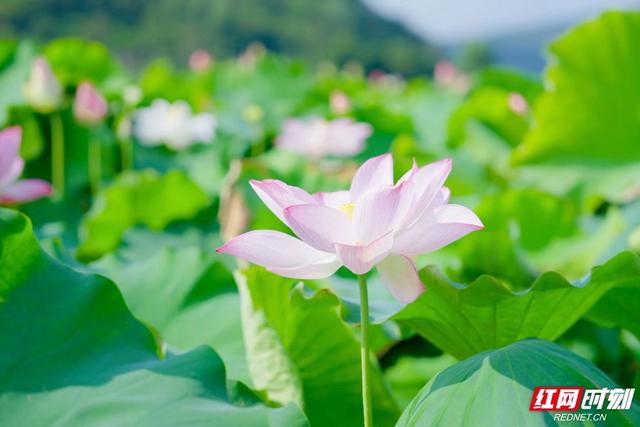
[
  {"xmin": 23, "ymin": 57, "xmax": 63, "ymax": 113},
  {"xmin": 217, "ymin": 154, "xmax": 483, "ymax": 303},
  {"xmin": 0, "ymin": 127, "xmax": 52, "ymax": 204},
  {"xmin": 276, "ymin": 117, "xmax": 372, "ymax": 158},
  {"xmin": 73, "ymin": 81, "xmax": 108, "ymax": 126}
]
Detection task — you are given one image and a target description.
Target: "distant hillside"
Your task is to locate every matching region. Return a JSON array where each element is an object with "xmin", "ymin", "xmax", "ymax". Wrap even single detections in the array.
[
  {"xmin": 482, "ymin": 22, "xmax": 569, "ymax": 72},
  {"xmin": 0, "ymin": 0, "xmax": 440, "ymax": 74}
]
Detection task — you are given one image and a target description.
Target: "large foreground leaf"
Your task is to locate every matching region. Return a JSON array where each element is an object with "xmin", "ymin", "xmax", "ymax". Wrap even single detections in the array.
[
  {"xmin": 384, "ymin": 354, "xmax": 457, "ymax": 408},
  {"xmin": 77, "ymin": 169, "xmax": 210, "ymax": 261},
  {"xmin": 0, "ymin": 210, "xmax": 307, "ymax": 426},
  {"xmin": 94, "ymin": 229, "xmax": 250, "ymax": 384},
  {"xmin": 237, "ymin": 267, "xmax": 399, "ymax": 427},
  {"xmin": 397, "ymin": 339, "xmax": 640, "ymax": 426},
  {"xmin": 392, "ymin": 251, "xmax": 640, "ymax": 359},
  {"xmin": 514, "ymin": 11, "xmax": 640, "ymax": 165}
]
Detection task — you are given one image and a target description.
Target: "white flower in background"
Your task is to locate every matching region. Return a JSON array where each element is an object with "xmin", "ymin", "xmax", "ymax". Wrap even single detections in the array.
[
  {"xmin": 133, "ymin": 99, "xmax": 216, "ymax": 150},
  {"xmin": 23, "ymin": 57, "xmax": 63, "ymax": 113},
  {"xmin": 123, "ymin": 84, "xmax": 143, "ymax": 107},
  {"xmin": 276, "ymin": 117, "xmax": 372, "ymax": 158}
]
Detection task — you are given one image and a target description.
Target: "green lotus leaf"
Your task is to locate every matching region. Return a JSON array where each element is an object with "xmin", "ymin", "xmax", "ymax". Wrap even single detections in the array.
[
  {"xmin": 393, "ymin": 251, "xmax": 640, "ymax": 359},
  {"xmin": 331, "ymin": 251, "xmax": 640, "ymax": 360},
  {"xmin": 0, "ymin": 209, "xmax": 308, "ymax": 427},
  {"xmin": 514, "ymin": 11, "xmax": 640, "ymax": 165},
  {"xmin": 77, "ymin": 169, "xmax": 210, "ymax": 261},
  {"xmin": 44, "ymin": 38, "xmax": 122, "ymax": 86},
  {"xmin": 397, "ymin": 339, "xmax": 640, "ymax": 426},
  {"xmin": 587, "ymin": 280, "xmax": 640, "ymax": 341},
  {"xmin": 237, "ymin": 267, "xmax": 400, "ymax": 427},
  {"xmin": 447, "ymin": 87, "xmax": 530, "ymax": 148},
  {"xmin": 93, "ymin": 229, "xmax": 250, "ymax": 384}
]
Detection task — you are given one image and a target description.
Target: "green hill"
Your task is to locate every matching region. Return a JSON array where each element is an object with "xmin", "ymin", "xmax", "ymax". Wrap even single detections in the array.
[{"xmin": 0, "ymin": 0, "xmax": 439, "ymax": 74}]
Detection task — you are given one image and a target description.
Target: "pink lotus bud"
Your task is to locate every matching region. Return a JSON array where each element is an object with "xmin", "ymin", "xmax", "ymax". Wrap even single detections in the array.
[
  {"xmin": 73, "ymin": 82, "xmax": 108, "ymax": 126},
  {"xmin": 508, "ymin": 92, "xmax": 529, "ymax": 115},
  {"xmin": 23, "ymin": 57, "xmax": 63, "ymax": 113},
  {"xmin": 189, "ymin": 49, "xmax": 213, "ymax": 72},
  {"xmin": 330, "ymin": 91, "xmax": 351, "ymax": 115}
]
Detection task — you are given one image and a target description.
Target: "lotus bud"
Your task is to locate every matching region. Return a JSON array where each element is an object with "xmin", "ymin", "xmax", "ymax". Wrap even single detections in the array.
[
  {"xmin": 330, "ymin": 91, "xmax": 351, "ymax": 115},
  {"xmin": 189, "ymin": 49, "xmax": 213, "ymax": 72},
  {"xmin": 23, "ymin": 57, "xmax": 63, "ymax": 114},
  {"xmin": 508, "ymin": 92, "xmax": 529, "ymax": 115},
  {"xmin": 73, "ymin": 82, "xmax": 108, "ymax": 126}
]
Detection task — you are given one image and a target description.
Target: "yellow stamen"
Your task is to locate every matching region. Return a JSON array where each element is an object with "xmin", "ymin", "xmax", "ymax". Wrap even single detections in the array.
[{"xmin": 338, "ymin": 202, "xmax": 356, "ymax": 219}]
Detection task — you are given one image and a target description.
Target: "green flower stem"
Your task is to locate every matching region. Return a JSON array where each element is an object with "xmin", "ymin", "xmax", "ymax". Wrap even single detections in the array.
[
  {"xmin": 358, "ymin": 274, "xmax": 373, "ymax": 427},
  {"xmin": 50, "ymin": 113, "xmax": 65, "ymax": 199},
  {"xmin": 89, "ymin": 137, "xmax": 102, "ymax": 197},
  {"xmin": 119, "ymin": 137, "xmax": 133, "ymax": 171}
]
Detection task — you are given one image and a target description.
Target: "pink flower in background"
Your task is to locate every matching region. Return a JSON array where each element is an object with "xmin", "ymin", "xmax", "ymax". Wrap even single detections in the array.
[
  {"xmin": 368, "ymin": 70, "xmax": 405, "ymax": 89},
  {"xmin": 330, "ymin": 90, "xmax": 352, "ymax": 115},
  {"xmin": 238, "ymin": 42, "xmax": 266, "ymax": 69},
  {"xmin": 218, "ymin": 153, "xmax": 483, "ymax": 303},
  {"xmin": 0, "ymin": 127, "xmax": 52, "ymax": 204},
  {"xmin": 73, "ymin": 82, "xmax": 108, "ymax": 126},
  {"xmin": 508, "ymin": 92, "xmax": 529, "ymax": 115},
  {"xmin": 23, "ymin": 57, "xmax": 63, "ymax": 113},
  {"xmin": 189, "ymin": 49, "xmax": 213, "ymax": 71},
  {"xmin": 276, "ymin": 117, "xmax": 372, "ymax": 158},
  {"xmin": 368, "ymin": 69, "xmax": 387, "ymax": 81},
  {"xmin": 434, "ymin": 61, "xmax": 470, "ymax": 93}
]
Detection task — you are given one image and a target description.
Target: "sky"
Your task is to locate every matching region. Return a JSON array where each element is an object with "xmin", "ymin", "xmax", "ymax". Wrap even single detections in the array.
[{"xmin": 364, "ymin": 0, "xmax": 640, "ymax": 44}]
